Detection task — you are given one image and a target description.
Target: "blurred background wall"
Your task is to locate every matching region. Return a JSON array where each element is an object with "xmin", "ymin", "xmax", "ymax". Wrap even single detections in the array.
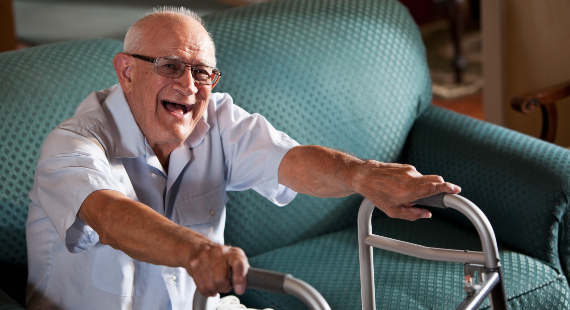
[{"xmin": 504, "ymin": 0, "xmax": 570, "ymax": 147}]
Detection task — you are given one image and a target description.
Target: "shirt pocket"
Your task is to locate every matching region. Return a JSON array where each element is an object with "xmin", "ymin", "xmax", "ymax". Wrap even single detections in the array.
[
  {"xmin": 91, "ymin": 243, "xmax": 147, "ymax": 296},
  {"xmin": 175, "ymin": 182, "xmax": 228, "ymax": 227}
]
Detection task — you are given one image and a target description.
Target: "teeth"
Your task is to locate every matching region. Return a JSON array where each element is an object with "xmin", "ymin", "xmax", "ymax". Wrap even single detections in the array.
[
  {"xmin": 163, "ymin": 100, "xmax": 193, "ymax": 115},
  {"xmin": 163, "ymin": 100, "xmax": 183, "ymax": 114}
]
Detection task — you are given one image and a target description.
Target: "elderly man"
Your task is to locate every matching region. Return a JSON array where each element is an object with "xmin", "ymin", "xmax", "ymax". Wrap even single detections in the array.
[{"xmin": 26, "ymin": 7, "xmax": 460, "ymax": 310}]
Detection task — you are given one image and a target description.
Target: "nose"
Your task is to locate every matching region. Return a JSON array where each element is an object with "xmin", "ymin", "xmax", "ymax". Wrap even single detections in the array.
[{"xmin": 173, "ymin": 67, "xmax": 198, "ymax": 96}]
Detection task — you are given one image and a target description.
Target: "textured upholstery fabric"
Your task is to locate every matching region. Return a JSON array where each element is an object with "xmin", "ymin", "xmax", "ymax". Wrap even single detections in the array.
[
  {"xmin": 243, "ymin": 216, "xmax": 569, "ymax": 310},
  {"xmin": 404, "ymin": 106, "xmax": 570, "ymax": 278},
  {"xmin": 204, "ymin": 0, "xmax": 432, "ymax": 257}
]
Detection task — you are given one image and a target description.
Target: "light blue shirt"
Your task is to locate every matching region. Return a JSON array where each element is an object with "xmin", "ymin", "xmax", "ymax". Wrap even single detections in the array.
[{"xmin": 26, "ymin": 85, "xmax": 298, "ymax": 310}]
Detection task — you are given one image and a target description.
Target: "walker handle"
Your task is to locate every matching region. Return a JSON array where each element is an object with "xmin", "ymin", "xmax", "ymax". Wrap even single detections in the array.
[
  {"xmin": 413, "ymin": 192, "xmax": 447, "ymax": 208},
  {"xmin": 246, "ymin": 267, "xmax": 289, "ymax": 294},
  {"xmin": 192, "ymin": 267, "xmax": 331, "ymax": 310}
]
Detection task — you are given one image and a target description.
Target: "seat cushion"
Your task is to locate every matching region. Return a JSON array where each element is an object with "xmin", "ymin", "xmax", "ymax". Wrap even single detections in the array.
[{"xmin": 240, "ymin": 215, "xmax": 569, "ymax": 309}]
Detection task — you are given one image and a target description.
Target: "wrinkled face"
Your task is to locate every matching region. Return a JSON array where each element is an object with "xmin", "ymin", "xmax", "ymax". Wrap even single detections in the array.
[{"xmin": 121, "ymin": 14, "xmax": 216, "ymax": 151}]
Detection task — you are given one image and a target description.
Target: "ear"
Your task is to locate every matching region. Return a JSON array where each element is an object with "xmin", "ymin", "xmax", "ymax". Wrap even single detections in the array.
[{"xmin": 113, "ymin": 53, "xmax": 134, "ymax": 94}]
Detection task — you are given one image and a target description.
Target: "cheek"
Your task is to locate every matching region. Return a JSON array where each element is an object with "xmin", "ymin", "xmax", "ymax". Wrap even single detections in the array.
[{"xmin": 138, "ymin": 82, "xmax": 169, "ymax": 112}]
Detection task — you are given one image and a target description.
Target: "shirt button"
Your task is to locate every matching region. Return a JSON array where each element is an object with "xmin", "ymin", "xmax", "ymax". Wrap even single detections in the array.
[
  {"xmin": 209, "ymin": 209, "xmax": 216, "ymax": 216},
  {"xmin": 169, "ymin": 275, "xmax": 177, "ymax": 284}
]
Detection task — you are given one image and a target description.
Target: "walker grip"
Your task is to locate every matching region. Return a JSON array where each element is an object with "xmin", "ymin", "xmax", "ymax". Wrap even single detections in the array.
[
  {"xmin": 413, "ymin": 193, "xmax": 447, "ymax": 208},
  {"xmin": 246, "ymin": 267, "xmax": 290, "ymax": 294}
]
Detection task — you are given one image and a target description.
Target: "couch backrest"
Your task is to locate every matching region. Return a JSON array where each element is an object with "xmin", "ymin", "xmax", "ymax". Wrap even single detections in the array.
[
  {"xmin": 204, "ymin": 0, "xmax": 432, "ymax": 256},
  {"xmin": 0, "ymin": 38, "xmax": 122, "ymax": 266}
]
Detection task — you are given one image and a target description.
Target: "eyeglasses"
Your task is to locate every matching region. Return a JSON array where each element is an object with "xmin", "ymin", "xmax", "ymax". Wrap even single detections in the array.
[{"xmin": 130, "ymin": 54, "xmax": 221, "ymax": 85}]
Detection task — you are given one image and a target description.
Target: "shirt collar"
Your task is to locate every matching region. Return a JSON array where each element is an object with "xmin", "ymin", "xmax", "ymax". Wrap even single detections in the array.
[
  {"xmin": 187, "ymin": 112, "xmax": 210, "ymax": 149},
  {"xmin": 102, "ymin": 85, "xmax": 210, "ymax": 158},
  {"xmin": 102, "ymin": 85, "xmax": 146, "ymax": 158}
]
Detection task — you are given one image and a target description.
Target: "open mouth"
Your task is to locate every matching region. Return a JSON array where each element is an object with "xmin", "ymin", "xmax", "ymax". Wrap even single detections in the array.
[{"xmin": 162, "ymin": 100, "xmax": 193, "ymax": 115}]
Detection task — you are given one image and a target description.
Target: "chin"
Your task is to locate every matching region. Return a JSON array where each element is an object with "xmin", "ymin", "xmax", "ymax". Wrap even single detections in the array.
[{"xmin": 169, "ymin": 126, "xmax": 194, "ymax": 143}]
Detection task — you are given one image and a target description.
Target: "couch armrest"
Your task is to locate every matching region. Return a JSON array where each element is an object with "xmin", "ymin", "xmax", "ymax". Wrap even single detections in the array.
[
  {"xmin": 0, "ymin": 288, "xmax": 24, "ymax": 310},
  {"xmin": 403, "ymin": 105, "xmax": 570, "ymax": 277}
]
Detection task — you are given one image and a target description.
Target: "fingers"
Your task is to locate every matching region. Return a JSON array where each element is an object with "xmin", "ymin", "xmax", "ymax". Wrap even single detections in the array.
[
  {"xmin": 418, "ymin": 176, "xmax": 461, "ymax": 197},
  {"xmin": 188, "ymin": 248, "xmax": 219, "ymax": 297},
  {"xmin": 384, "ymin": 205, "xmax": 432, "ymax": 221},
  {"xmin": 187, "ymin": 244, "xmax": 249, "ymax": 297},
  {"xmin": 391, "ymin": 179, "xmax": 460, "ymax": 221},
  {"xmin": 228, "ymin": 248, "xmax": 249, "ymax": 295},
  {"xmin": 394, "ymin": 176, "xmax": 460, "ymax": 221},
  {"xmin": 357, "ymin": 161, "xmax": 461, "ymax": 221}
]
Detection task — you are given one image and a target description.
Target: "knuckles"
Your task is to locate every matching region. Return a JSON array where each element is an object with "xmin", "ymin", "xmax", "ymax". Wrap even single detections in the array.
[
  {"xmin": 188, "ymin": 244, "xmax": 249, "ymax": 296},
  {"xmin": 434, "ymin": 176, "xmax": 445, "ymax": 183}
]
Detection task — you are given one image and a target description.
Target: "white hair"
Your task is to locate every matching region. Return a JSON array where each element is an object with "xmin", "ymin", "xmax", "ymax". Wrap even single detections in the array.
[{"xmin": 123, "ymin": 6, "xmax": 215, "ymax": 56}]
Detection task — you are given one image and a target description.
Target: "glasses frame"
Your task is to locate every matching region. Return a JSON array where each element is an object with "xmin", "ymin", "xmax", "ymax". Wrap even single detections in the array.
[{"xmin": 129, "ymin": 54, "xmax": 221, "ymax": 86}]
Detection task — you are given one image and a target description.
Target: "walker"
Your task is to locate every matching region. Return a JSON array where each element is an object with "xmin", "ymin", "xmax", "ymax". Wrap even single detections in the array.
[
  {"xmin": 194, "ymin": 193, "xmax": 508, "ymax": 310},
  {"xmin": 358, "ymin": 193, "xmax": 508, "ymax": 309}
]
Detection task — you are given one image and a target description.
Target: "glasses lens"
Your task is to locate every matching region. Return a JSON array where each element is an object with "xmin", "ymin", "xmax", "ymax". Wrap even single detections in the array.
[
  {"xmin": 155, "ymin": 58, "xmax": 184, "ymax": 78},
  {"xmin": 153, "ymin": 57, "xmax": 219, "ymax": 85},
  {"xmin": 192, "ymin": 66, "xmax": 215, "ymax": 84}
]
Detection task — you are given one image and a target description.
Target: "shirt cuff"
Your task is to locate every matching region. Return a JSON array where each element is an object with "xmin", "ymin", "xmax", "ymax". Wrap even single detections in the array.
[
  {"xmin": 65, "ymin": 216, "xmax": 100, "ymax": 253},
  {"xmin": 61, "ymin": 173, "xmax": 126, "ymax": 253},
  {"xmin": 254, "ymin": 135, "xmax": 300, "ymax": 206}
]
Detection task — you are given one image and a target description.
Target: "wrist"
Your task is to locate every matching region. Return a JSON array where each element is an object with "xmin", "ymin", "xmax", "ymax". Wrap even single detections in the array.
[
  {"xmin": 345, "ymin": 159, "xmax": 373, "ymax": 194},
  {"xmin": 176, "ymin": 227, "xmax": 216, "ymax": 267}
]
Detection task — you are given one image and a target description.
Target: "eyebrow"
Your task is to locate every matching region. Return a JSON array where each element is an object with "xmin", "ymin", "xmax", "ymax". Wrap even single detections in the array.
[{"xmin": 165, "ymin": 55, "xmax": 216, "ymax": 68}]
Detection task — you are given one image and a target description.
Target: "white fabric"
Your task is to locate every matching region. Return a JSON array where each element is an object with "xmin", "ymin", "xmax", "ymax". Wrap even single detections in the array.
[
  {"xmin": 26, "ymin": 85, "xmax": 299, "ymax": 310},
  {"xmin": 216, "ymin": 295, "xmax": 273, "ymax": 310}
]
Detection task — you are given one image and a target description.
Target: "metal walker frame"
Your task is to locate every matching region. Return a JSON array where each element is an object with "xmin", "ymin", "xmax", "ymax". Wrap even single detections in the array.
[
  {"xmin": 193, "ymin": 267, "xmax": 331, "ymax": 310},
  {"xmin": 358, "ymin": 193, "xmax": 508, "ymax": 310}
]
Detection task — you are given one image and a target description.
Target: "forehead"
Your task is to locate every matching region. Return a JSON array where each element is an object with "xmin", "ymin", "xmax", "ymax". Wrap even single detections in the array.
[{"xmin": 140, "ymin": 13, "xmax": 215, "ymax": 65}]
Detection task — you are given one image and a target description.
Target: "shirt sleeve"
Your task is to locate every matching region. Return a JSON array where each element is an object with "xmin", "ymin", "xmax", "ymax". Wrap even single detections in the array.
[
  {"xmin": 36, "ymin": 127, "xmax": 127, "ymax": 253},
  {"xmin": 215, "ymin": 93, "xmax": 300, "ymax": 206}
]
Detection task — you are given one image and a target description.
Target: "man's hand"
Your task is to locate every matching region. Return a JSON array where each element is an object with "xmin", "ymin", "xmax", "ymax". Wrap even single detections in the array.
[
  {"xmin": 350, "ymin": 161, "xmax": 461, "ymax": 221},
  {"xmin": 185, "ymin": 243, "xmax": 249, "ymax": 297},
  {"xmin": 279, "ymin": 146, "xmax": 461, "ymax": 221}
]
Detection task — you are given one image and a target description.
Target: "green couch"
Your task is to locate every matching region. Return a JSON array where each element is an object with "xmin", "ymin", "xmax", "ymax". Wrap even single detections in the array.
[{"xmin": 2, "ymin": 0, "xmax": 570, "ymax": 309}]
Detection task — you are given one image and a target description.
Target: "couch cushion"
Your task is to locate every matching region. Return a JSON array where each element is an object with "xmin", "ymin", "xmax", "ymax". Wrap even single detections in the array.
[
  {"xmin": 204, "ymin": 0, "xmax": 433, "ymax": 257},
  {"xmin": 240, "ymin": 216, "xmax": 569, "ymax": 309}
]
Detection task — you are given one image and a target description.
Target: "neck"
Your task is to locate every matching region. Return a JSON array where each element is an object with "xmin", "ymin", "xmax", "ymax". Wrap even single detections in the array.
[{"xmin": 151, "ymin": 143, "xmax": 179, "ymax": 173}]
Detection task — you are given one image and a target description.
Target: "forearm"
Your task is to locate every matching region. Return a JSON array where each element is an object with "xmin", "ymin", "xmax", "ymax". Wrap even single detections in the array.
[
  {"xmin": 78, "ymin": 189, "xmax": 213, "ymax": 268},
  {"xmin": 279, "ymin": 145, "xmax": 461, "ymax": 221},
  {"xmin": 278, "ymin": 145, "xmax": 364, "ymax": 197}
]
